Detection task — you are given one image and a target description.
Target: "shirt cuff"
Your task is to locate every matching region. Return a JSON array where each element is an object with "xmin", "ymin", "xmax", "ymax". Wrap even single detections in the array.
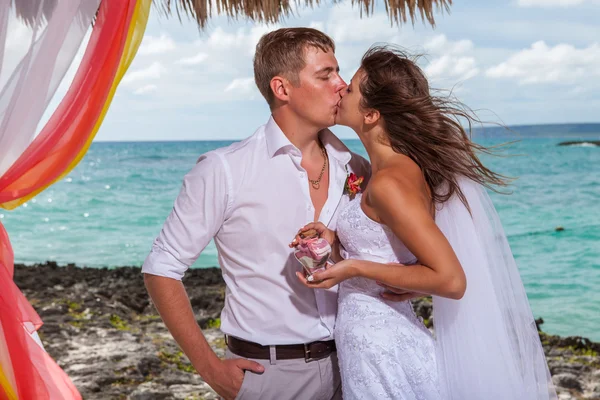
[{"xmin": 141, "ymin": 244, "xmax": 189, "ymax": 280}]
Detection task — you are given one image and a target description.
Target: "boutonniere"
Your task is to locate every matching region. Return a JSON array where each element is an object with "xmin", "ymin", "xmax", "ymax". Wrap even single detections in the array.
[{"xmin": 344, "ymin": 170, "xmax": 364, "ymax": 200}]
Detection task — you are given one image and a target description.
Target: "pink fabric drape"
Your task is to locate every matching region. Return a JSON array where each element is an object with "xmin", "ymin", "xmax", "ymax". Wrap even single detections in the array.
[{"xmin": 0, "ymin": 1, "xmax": 149, "ymax": 398}]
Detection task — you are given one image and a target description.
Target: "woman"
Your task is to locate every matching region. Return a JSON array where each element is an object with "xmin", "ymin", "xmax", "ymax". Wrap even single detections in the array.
[{"xmin": 294, "ymin": 46, "xmax": 557, "ymax": 399}]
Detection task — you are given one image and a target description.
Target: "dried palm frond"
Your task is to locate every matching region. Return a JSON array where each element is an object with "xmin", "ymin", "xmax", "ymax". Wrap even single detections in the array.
[
  {"xmin": 12, "ymin": 0, "xmax": 451, "ymax": 30},
  {"xmin": 155, "ymin": 0, "xmax": 451, "ymax": 28},
  {"xmin": 12, "ymin": 0, "xmax": 101, "ymax": 27}
]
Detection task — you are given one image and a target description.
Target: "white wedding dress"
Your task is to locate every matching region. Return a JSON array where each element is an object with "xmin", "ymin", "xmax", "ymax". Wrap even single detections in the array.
[
  {"xmin": 334, "ymin": 179, "xmax": 557, "ymax": 400},
  {"xmin": 335, "ymin": 193, "xmax": 442, "ymax": 400}
]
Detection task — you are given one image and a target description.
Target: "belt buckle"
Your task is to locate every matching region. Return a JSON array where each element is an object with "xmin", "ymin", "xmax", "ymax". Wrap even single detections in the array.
[{"xmin": 303, "ymin": 343, "xmax": 315, "ymax": 363}]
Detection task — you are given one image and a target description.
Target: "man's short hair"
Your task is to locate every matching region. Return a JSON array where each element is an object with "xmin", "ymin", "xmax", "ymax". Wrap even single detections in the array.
[{"xmin": 254, "ymin": 28, "xmax": 335, "ymax": 108}]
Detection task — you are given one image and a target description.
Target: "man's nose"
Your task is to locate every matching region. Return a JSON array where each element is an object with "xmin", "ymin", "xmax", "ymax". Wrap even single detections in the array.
[
  {"xmin": 339, "ymin": 85, "xmax": 348, "ymax": 98},
  {"xmin": 336, "ymin": 77, "xmax": 347, "ymax": 94}
]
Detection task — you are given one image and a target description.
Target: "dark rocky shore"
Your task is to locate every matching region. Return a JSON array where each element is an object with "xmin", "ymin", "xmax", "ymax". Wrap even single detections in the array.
[{"xmin": 13, "ymin": 262, "xmax": 600, "ymax": 400}]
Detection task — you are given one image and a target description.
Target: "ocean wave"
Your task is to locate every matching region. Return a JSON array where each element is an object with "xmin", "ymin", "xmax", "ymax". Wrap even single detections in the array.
[
  {"xmin": 565, "ymin": 143, "xmax": 598, "ymax": 148},
  {"xmin": 119, "ymin": 155, "xmax": 171, "ymax": 162}
]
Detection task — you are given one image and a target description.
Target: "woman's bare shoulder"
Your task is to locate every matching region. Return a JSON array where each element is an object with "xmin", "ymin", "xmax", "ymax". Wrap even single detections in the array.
[
  {"xmin": 371, "ymin": 156, "xmax": 424, "ymax": 192},
  {"xmin": 368, "ymin": 171, "xmax": 418, "ymax": 208}
]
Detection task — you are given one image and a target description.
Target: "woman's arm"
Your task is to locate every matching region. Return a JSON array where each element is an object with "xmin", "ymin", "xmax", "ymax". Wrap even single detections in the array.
[{"xmin": 305, "ymin": 173, "xmax": 467, "ymax": 300}]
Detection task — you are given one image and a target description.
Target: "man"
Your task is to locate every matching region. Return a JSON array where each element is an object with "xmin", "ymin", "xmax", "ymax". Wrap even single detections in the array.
[{"xmin": 142, "ymin": 28, "xmax": 370, "ymax": 400}]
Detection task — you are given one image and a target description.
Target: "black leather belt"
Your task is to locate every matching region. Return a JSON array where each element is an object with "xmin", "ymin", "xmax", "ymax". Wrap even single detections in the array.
[{"xmin": 226, "ymin": 336, "xmax": 336, "ymax": 362}]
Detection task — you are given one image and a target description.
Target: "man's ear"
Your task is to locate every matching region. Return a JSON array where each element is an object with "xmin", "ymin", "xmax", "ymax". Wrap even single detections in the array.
[
  {"xmin": 270, "ymin": 76, "xmax": 290, "ymax": 103},
  {"xmin": 364, "ymin": 109, "xmax": 380, "ymax": 125}
]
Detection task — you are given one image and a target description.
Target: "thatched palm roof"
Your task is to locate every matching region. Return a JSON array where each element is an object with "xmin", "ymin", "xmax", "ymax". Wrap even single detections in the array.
[
  {"xmin": 14, "ymin": 0, "xmax": 451, "ymax": 29},
  {"xmin": 157, "ymin": 0, "xmax": 451, "ymax": 27}
]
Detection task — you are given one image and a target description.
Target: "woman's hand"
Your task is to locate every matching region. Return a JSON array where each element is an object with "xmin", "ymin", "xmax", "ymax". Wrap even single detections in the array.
[
  {"xmin": 295, "ymin": 259, "xmax": 359, "ymax": 289},
  {"xmin": 376, "ymin": 282, "xmax": 423, "ymax": 302},
  {"xmin": 289, "ymin": 222, "xmax": 336, "ymax": 248}
]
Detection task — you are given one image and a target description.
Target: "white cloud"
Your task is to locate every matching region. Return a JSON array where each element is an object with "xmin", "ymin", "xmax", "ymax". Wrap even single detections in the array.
[
  {"xmin": 320, "ymin": 7, "xmax": 481, "ymax": 84},
  {"xmin": 138, "ymin": 33, "xmax": 176, "ymax": 55},
  {"xmin": 95, "ymin": 2, "xmax": 600, "ymax": 140},
  {"xmin": 176, "ymin": 52, "xmax": 209, "ymax": 65},
  {"xmin": 122, "ymin": 62, "xmax": 167, "ymax": 85},
  {"xmin": 309, "ymin": 22, "xmax": 325, "ymax": 31},
  {"xmin": 134, "ymin": 84, "xmax": 158, "ymax": 95},
  {"xmin": 424, "ymin": 35, "xmax": 474, "ymax": 55},
  {"xmin": 421, "ymin": 35, "xmax": 479, "ymax": 82},
  {"xmin": 517, "ymin": 0, "xmax": 597, "ymax": 7},
  {"xmin": 206, "ymin": 27, "xmax": 239, "ymax": 48},
  {"xmin": 225, "ymin": 77, "xmax": 255, "ymax": 94},
  {"xmin": 204, "ymin": 25, "xmax": 279, "ymax": 55},
  {"xmin": 425, "ymin": 55, "xmax": 479, "ymax": 82},
  {"xmin": 485, "ymin": 41, "xmax": 600, "ymax": 85},
  {"xmin": 112, "ymin": 23, "xmax": 281, "ymax": 106},
  {"xmin": 327, "ymin": 2, "xmax": 396, "ymax": 44}
]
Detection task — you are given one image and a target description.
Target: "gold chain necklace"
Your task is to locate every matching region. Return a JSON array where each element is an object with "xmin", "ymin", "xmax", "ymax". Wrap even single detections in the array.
[{"xmin": 308, "ymin": 145, "xmax": 328, "ymax": 190}]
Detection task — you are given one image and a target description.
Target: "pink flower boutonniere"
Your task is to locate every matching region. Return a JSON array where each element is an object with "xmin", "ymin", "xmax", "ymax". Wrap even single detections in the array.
[{"xmin": 344, "ymin": 172, "xmax": 364, "ymax": 199}]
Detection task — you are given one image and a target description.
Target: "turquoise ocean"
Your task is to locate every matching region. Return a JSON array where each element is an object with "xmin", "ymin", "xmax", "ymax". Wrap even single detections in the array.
[{"xmin": 2, "ymin": 126, "xmax": 599, "ymax": 340}]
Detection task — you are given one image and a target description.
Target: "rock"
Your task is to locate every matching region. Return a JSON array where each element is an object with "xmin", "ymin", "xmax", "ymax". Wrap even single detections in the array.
[
  {"xmin": 158, "ymin": 371, "xmax": 202, "ymax": 386},
  {"xmin": 72, "ymin": 380, "xmax": 101, "ymax": 393},
  {"xmin": 410, "ymin": 297, "xmax": 434, "ymax": 328},
  {"xmin": 553, "ymin": 373, "xmax": 583, "ymax": 391},
  {"xmin": 11, "ymin": 262, "xmax": 600, "ymax": 399},
  {"xmin": 169, "ymin": 383, "xmax": 216, "ymax": 399},
  {"xmin": 557, "ymin": 393, "xmax": 574, "ymax": 400},
  {"xmin": 128, "ymin": 383, "xmax": 174, "ymax": 400},
  {"xmin": 137, "ymin": 356, "xmax": 163, "ymax": 378},
  {"xmin": 557, "ymin": 140, "xmax": 600, "ymax": 147},
  {"xmin": 588, "ymin": 387, "xmax": 600, "ymax": 400}
]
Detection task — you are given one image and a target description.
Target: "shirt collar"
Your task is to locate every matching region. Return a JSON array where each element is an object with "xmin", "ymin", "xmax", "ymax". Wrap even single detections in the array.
[
  {"xmin": 265, "ymin": 116, "xmax": 298, "ymax": 158},
  {"xmin": 320, "ymin": 128, "xmax": 352, "ymax": 165},
  {"xmin": 265, "ymin": 116, "xmax": 352, "ymax": 165}
]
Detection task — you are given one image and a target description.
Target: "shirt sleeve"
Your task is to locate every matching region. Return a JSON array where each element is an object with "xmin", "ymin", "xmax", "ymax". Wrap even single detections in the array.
[{"xmin": 141, "ymin": 153, "xmax": 230, "ymax": 280}]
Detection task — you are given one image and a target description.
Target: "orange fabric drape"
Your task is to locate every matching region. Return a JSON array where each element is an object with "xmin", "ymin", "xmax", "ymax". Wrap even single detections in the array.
[{"xmin": 0, "ymin": 0, "xmax": 151, "ymax": 398}]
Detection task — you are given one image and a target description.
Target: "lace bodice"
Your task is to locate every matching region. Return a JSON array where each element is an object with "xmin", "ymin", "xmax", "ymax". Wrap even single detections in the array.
[
  {"xmin": 337, "ymin": 193, "xmax": 417, "ymax": 263},
  {"xmin": 333, "ymin": 194, "xmax": 441, "ymax": 400},
  {"xmin": 336, "ymin": 193, "xmax": 418, "ymax": 296}
]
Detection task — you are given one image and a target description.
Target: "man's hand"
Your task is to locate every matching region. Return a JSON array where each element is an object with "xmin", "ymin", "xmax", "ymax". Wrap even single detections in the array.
[
  {"xmin": 204, "ymin": 358, "xmax": 264, "ymax": 400},
  {"xmin": 289, "ymin": 222, "xmax": 336, "ymax": 247},
  {"xmin": 377, "ymin": 282, "xmax": 422, "ymax": 302},
  {"xmin": 144, "ymin": 275, "xmax": 264, "ymax": 399}
]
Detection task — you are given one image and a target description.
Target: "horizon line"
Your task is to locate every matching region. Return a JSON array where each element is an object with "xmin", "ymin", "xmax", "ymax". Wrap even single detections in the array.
[{"xmin": 94, "ymin": 121, "xmax": 600, "ymax": 143}]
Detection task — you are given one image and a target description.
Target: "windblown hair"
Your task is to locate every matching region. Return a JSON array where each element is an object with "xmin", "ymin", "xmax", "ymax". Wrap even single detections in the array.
[
  {"xmin": 359, "ymin": 45, "xmax": 509, "ymax": 209},
  {"xmin": 254, "ymin": 28, "xmax": 335, "ymax": 108}
]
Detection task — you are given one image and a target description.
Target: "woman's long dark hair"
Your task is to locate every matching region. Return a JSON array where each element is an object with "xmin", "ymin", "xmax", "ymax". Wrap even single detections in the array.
[{"xmin": 359, "ymin": 45, "xmax": 510, "ymax": 209}]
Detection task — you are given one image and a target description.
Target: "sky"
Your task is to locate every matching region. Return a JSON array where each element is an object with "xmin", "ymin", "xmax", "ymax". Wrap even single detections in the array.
[{"xmin": 30, "ymin": 0, "xmax": 600, "ymax": 140}]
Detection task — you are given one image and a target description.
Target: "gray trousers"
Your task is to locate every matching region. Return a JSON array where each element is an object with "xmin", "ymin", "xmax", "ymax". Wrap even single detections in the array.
[{"xmin": 226, "ymin": 348, "xmax": 342, "ymax": 400}]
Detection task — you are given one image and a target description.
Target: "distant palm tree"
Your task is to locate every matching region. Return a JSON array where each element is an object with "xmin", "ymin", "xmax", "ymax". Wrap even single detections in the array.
[{"xmin": 13, "ymin": 0, "xmax": 451, "ymax": 29}]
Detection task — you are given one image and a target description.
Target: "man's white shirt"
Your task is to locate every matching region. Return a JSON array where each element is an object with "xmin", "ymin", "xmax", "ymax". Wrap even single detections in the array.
[{"xmin": 142, "ymin": 117, "xmax": 370, "ymax": 345}]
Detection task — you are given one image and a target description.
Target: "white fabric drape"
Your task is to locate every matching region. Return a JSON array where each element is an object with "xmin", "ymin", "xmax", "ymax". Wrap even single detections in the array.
[
  {"xmin": 0, "ymin": 0, "xmax": 100, "ymax": 177},
  {"xmin": 434, "ymin": 178, "xmax": 557, "ymax": 399}
]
